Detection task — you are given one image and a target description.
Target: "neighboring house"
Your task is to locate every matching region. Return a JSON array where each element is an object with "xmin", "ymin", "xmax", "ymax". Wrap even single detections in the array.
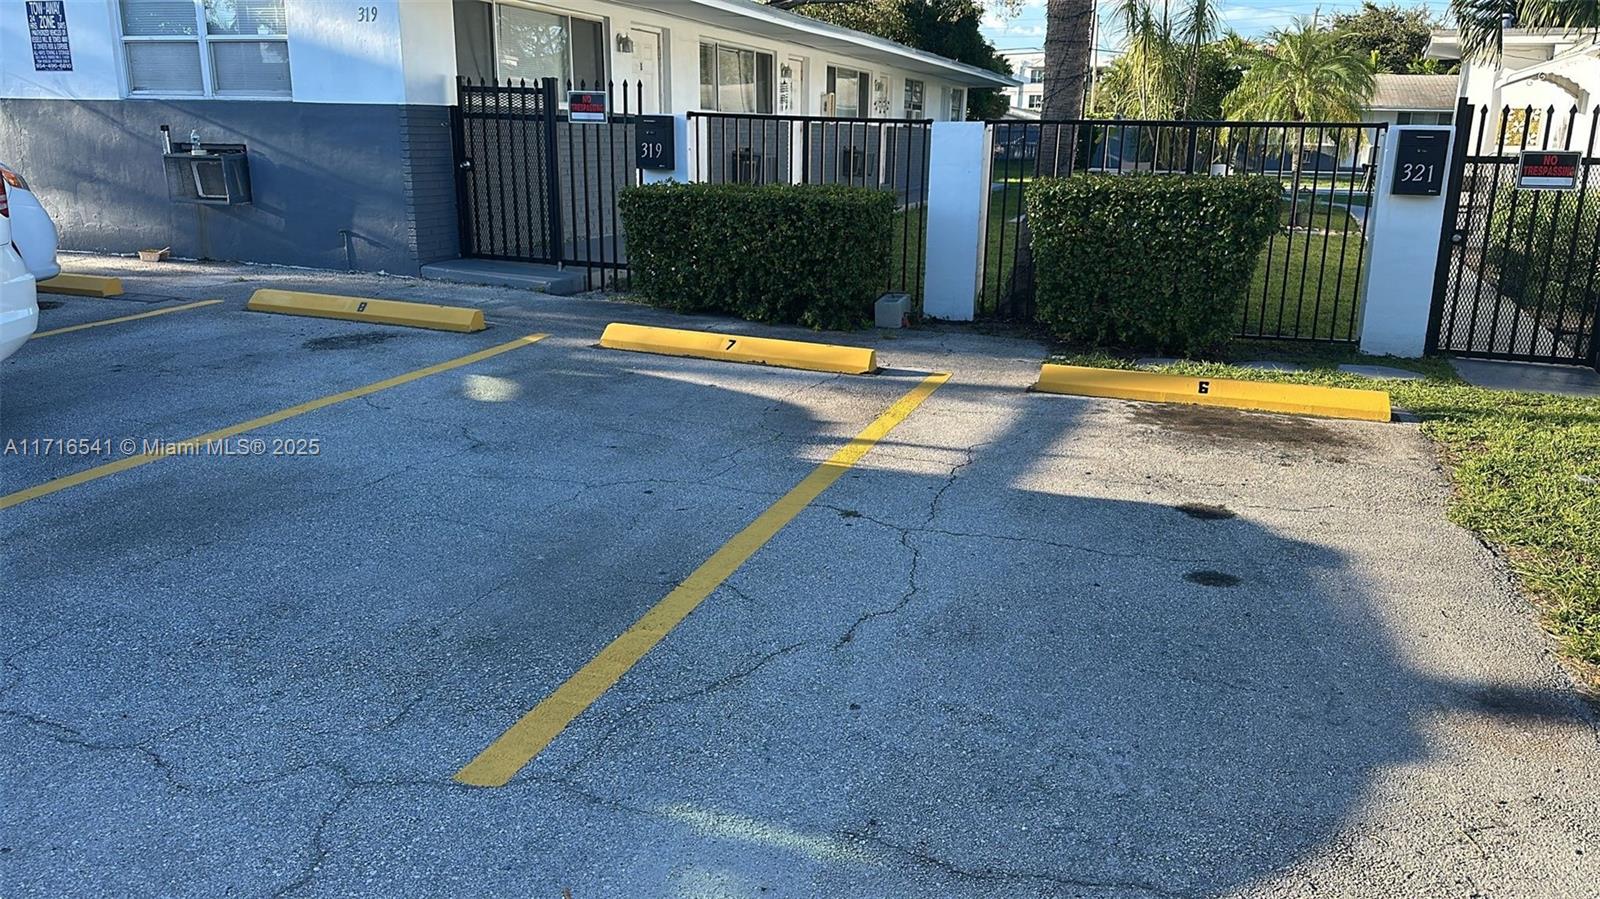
[
  {"xmin": 1426, "ymin": 27, "xmax": 1599, "ymax": 150},
  {"xmin": 1364, "ymin": 73, "xmax": 1459, "ymax": 127},
  {"xmin": 998, "ymin": 48, "xmax": 1044, "ymax": 117},
  {"xmin": 0, "ymin": 0, "xmax": 1012, "ymax": 276}
]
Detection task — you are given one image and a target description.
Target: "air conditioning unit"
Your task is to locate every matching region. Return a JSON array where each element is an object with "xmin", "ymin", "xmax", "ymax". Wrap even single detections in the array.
[
  {"xmin": 729, "ymin": 147, "xmax": 762, "ymax": 184},
  {"xmin": 163, "ymin": 144, "xmax": 252, "ymax": 206}
]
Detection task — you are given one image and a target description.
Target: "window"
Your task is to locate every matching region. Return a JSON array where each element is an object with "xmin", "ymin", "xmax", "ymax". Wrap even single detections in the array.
[
  {"xmin": 497, "ymin": 6, "xmax": 604, "ymax": 88},
  {"xmin": 826, "ymin": 65, "xmax": 868, "ymax": 117},
  {"xmin": 1026, "ymin": 93, "xmax": 1042, "ymax": 110},
  {"xmin": 1397, "ymin": 111, "xmax": 1456, "ymax": 126},
  {"xmin": 949, "ymin": 87, "xmax": 965, "ymax": 121},
  {"xmin": 904, "ymin": 78, "xmax": 924, "ymax": 118},
  {"xmin": 119, "ymin": 0, "xmax": 290, "ymax": 97},
  {"xmin": 699, "ymin": 42, "xmax": 774, "ymax": 113}
]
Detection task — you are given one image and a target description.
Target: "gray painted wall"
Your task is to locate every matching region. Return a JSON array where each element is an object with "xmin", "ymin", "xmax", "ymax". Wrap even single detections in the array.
[{"xmin": 0, "ymin": 99, "xmax": 458, "ymax": 275}]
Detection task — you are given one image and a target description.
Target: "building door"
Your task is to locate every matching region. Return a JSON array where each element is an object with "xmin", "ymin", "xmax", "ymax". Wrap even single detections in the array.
[
  {"xmin": 630, "ymin": 28, "xmax": 663, "ymax": 113},
  {"xmin": 780, "ymin": 56, "xmax": 805, "ymax": 114}
]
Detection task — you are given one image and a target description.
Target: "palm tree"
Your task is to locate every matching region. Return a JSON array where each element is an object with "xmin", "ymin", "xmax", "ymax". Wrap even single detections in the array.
[
  {"xmin": 1223, "ymin": 18, "xmax": 1376, "ymax": 123},
  {"xmin": 1094, "ymin": 1, "xmax": 1232, "ymax": 119},
  {"xmin": 1040, "ymin": 0, "xmax": 1096, "ymax": 121},
  {"xmin": 1452, "ymin": 0, "xmax": 1600, "ymax": 59},
  {"xmin": 1223, "ymin": 19, "xmax": 1374, "ymax": 224},
  {"xmin": 1177, "ymin": 0, "xmax": 1220, "ymax": 115}
]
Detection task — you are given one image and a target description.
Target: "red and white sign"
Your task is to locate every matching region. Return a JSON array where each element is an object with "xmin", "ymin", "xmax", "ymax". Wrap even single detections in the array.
[
  {"xmin": 1517, "ymin": 150, "xmax": 1581, "ymax": 190},
  {"xmin": 568, "ymin": 91, "xmax": 607, "ymax": 124}
]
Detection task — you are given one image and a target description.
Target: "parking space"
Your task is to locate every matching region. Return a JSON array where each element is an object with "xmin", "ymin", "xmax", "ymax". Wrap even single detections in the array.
[{"xmin": 2, "ymin": 258, "xmax": 1598, "ymax": 897}]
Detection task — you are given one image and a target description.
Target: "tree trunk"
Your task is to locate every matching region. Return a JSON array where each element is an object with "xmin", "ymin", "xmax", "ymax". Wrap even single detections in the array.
[{"xmin": 1010, "ymin": 0, "xmax": 1095, "ymax": 318}]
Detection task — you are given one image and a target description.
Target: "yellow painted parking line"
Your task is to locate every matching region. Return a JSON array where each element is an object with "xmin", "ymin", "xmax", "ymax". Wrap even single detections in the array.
[
  {"xmin": 38, "ymin": 273, "xmax": 124, "ymax": 297},
  {"xmin": 0, "ymin": 333, "xmax": 548, "ymax": 511},
  {"xmin": 1034, "ymin": 364, "xmax": 1392, "ymax": 423},
  {"xmin": 247, "ymin": 289, "xmax": 486, "ymax": 333},
  {"xmin": 29, "ymin": 300, "xmax": 222, "ymax": 339},
  {"xmin": 600, "ymin": 322, "xmax": 878, "ymax": 375},
  {"xmin": 454, "ymin": 371, "xmax": 950, "ymax": 788}
]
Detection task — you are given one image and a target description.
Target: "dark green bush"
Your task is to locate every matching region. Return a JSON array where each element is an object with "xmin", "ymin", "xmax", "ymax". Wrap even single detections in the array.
[
  {"xmin": 1026, "ymin": 175, "xmax": 1281, "ymax": 354},
  {"xmin": 619, "ymin": 182, "xmax": 894, "ymax": 330},
  {"xmin": 1486, "ymin": 186, "xmax": 1599, "ymax": 321}
]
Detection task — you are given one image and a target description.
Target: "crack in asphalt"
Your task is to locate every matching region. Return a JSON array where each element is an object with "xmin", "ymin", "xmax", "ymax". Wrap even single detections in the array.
[
  {"xmin": 833, "ymin": 441, "xmax": 986, "ymax": 648},
  {"xmin": 851, "ymin": 831, "xmax": 1193, "ymax": 899},
  {"xmin": 559, "ymin": 642, "xmax": 808, "ymax": 776},
  {"xmin": 0, "ymin": 707, "xmax": 190, "ymax": 795}
]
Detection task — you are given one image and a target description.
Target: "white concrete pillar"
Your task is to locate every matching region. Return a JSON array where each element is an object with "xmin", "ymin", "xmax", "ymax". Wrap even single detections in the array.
[
  {"xmin": 641, "ymin": 114, "xmax": 692, "ymax": 185},
  {"xmin": 1358, "ymin": 125, "xmax": 1456, "ymax": 357},
  {"xmin": 921, "ymin": 121, "xmax": 989, "ymax": 321}
]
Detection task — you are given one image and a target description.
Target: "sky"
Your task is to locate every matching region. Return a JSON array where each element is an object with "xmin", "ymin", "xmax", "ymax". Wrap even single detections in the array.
[{"xmin": 982, "ymin": 0, "xmax": 1454, "ymax": 55}]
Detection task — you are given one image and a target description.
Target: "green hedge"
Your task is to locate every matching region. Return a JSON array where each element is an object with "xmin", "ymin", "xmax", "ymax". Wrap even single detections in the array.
[
  {"xmin": 1026, "ymin": 175, "xmax": 1281, "ymax": 354},
  {"xmin": 619, "ymin": 182, "xmax": 894, "ymax": 330},
  {"xmin": 1486, "ymin": 186, "xmax": 1599, "ymax": 322}
]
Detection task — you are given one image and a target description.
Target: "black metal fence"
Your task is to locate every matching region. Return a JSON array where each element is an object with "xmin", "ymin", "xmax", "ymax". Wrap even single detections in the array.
[
  {"xmin": 453, "ymin": 77, "xmax": 647, "ymax": 290},
  {"xmin": 982, "ymin": 118, "xmax": 1387, "ymax": 342},
  {"xmin": 688, "ymin": 111, "xmax": 932, "ymax": 305},
  {"xmin": 1430, "ymin": 101, "xmax": 1600, "ymax": 367}
]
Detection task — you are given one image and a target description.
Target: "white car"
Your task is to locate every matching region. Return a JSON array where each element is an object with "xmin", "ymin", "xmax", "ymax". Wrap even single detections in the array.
[
  {"xmin": 0, "ymin": 162, "xmax": 60, "ymax": 281},
  {"xmin": 0, "ymin": 184, "xmax": 40, "ymax": 364}
]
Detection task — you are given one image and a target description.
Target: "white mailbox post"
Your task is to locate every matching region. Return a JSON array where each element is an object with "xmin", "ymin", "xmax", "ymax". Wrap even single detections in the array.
[{"xmin": 1358, "ymin": 125, "xmax": 1458, "ymax": 357}]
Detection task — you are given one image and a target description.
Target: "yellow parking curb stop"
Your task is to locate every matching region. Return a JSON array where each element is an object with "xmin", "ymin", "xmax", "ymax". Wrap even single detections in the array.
[
  {"xmin": 38, "ymin": 274, "xmax": 124, "ymax": 297},
  {"xmin": 246, "ymin": 289, "xmax": 486, "ymax": 333},
  {"xmin": 599, "ymin": 322, "xmax": 877, "ymax": 375},
  {"xmin": 1034, "ymin": 364, "xmax": 1391, "ymax": 423}
]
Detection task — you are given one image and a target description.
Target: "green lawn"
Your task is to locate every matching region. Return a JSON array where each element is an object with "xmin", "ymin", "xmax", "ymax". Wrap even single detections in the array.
[
  {"xmin": 889, "ymin": 205, "xmax": 929, "ymax": 307},
  {"xmin": 980, "ymin": 183, "xmax": 1028, "ymax": 315},
  {"xmin": 1246, "ymin": 230, "xmax": 1366, "ymax": 341},
  {"xmin": 1047, "ymin": 347, "xmax": 1600, "ymax": 680},
  {"xmin": 1278, "ymin": 198, "xmax": 1362, "ymax": 231}
]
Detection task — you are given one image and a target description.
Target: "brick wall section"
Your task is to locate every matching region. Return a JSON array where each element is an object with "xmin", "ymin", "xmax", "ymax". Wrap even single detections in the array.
[{"xmin": 400, "ymin": 106, "xmax": 461, "ymax": 266}]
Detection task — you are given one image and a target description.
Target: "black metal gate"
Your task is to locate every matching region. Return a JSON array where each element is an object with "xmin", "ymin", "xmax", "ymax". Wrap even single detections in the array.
[
  {"xmin": 686, "ymin": 112, "xmax": 932, "ymax": 305},
  {"xmin": 982, "ymin": 117, "xmax": 1386, "ymax": 342},
  {"xmin": 453, "ymin": 77, "xmax": 645, "ymax": 289},
  {"xmin": 1430, "ymin": 100, "xmax": 1600, "ymax": 366}
]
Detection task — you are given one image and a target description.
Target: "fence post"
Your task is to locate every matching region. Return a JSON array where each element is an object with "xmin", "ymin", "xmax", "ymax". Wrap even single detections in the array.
[
  {"xmin": 1358, "ymin": 125, "xmax": 1456, "ymax": 357},
  {"xmin": 922, "ymin": 122, "xmax": 989, "ymax": 321}
]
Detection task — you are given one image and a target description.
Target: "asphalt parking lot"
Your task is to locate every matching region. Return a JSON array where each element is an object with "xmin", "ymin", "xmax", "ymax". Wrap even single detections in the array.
[{"xmin": 2, "ymin": 259, "xmax": 1598, "ymax": 898}]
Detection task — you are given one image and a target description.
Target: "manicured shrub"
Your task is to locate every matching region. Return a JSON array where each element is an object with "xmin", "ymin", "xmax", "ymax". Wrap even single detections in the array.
[
  {"xmin": 1026, "ymin": 175, "xmax": 1282, "ymax": 354},
  {"xmin": 619, "ymin": 182, "xmax": 894, "ymax": 330},
  {"xmin": 1486, "ymin": 186, "xmax": 1599, "ymax": 322}
]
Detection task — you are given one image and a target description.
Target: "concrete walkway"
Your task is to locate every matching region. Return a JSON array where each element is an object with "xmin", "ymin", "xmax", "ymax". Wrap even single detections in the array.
[
  {"xmin": 1452, "ymin": 357, "xmax": 1600, "ymax": 397},
  {"xmin": 2, "ymin": 255, "xmax": 1596, "ymax": 898}
]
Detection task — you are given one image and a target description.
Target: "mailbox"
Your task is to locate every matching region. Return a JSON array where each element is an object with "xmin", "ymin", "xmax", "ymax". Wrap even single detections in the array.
[
  {"xmin": 636, "ymin": 115, "xmax": 676, "ymax": 170},
  {"xmin": 163, "ymin": 144, "xmax": 252, "ymax": 206},
  {"xmin": 1390, "ymin": 128, "xmax": 1451, "ymax": 196}
]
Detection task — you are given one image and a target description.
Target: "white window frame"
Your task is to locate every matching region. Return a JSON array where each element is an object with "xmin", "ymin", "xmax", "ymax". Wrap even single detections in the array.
[
  {"xmin": 903, "ymin": 77, "xmax": 925, "ymax": 119},
  {"xmin": 493, "ymin": 1, "xmax": 609, "ymax": 91},
  {"xmin": 949, "ymin": 87, "xmax": 966, "ymax": 121},
  {"xmin": 117, "ymin": 0, "xmax": 291, "ymax": 99},
  {"xmin": 698, "ymin": 39, "xmax": 776, "ymax": 114},
  {"xmin": 826, "ymin": 64, "xmax": 870, "ymax": 118}
]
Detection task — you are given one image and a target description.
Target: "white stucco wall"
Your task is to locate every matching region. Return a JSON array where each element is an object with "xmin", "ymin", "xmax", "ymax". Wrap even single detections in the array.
[
  {"xmin": 1, "ymin": 0, "xmax": 122, "ymax": 99},
  {"xmin": 285, "ymin": 0, "xmax": 405, "ymax": 104},
  {"xmin": 496, "ymin": 0, "xmax": 967, "ymax": 118},
  {"xmin": 1453, "ymin": 42, "xmax": 1598, "ymax": 151},
  {"xmin": 0, "ymin": 0, "xmax": 987, "ymax": 115}
]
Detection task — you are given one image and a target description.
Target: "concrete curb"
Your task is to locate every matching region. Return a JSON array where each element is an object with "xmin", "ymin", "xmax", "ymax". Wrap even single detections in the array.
[
  {"xmin": 245, "ymin": 289, "xmax": 485, "ymax": 333},
  {"xmin": 599, "ymin": 322, "xmax": 878, "ymax": 375},
  {"xmin": 1034, "ymin": 364, "xmax": 1392, "ymax": 422}
]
